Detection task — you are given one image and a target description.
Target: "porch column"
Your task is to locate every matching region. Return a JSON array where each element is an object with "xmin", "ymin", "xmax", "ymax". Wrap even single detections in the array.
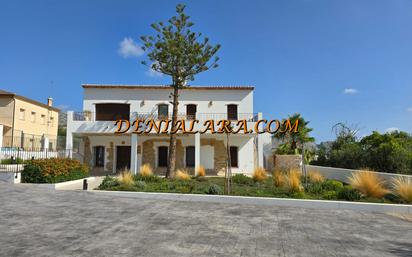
[
  {"xmin": 194, "ymin": 132, "xmax": 200, "ymax": 175},
  {"xmin": 130, "ymin": 133, "xmax": 138, "ymax": 174},
  {"xmin": 66, "ymin": 111, "xmax": 74, "ymax": 158}
]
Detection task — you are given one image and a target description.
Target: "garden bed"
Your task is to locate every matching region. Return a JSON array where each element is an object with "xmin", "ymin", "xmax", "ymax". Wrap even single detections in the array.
[
  {"xmin": 97, "ymin": 172, "xmax": 411, "ymax": 205},
  {"xmin": 21, "ymin": 158, "xmax": 89, "ymax": 184}
]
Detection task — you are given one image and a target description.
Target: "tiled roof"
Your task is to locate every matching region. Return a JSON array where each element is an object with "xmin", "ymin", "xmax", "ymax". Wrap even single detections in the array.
[
  {"xmin": 0, "ymin": 89, "xmax": 60, "ymax": 112},
  {"xmin": 82, "ymin": 84, "xmax": 254, "ymax": 90}
]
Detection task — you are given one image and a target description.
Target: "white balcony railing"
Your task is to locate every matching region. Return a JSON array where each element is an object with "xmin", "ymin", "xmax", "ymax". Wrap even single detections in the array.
[{"xmin": 72, "ymin": 112, "xmax": 259, "ymax": 122}]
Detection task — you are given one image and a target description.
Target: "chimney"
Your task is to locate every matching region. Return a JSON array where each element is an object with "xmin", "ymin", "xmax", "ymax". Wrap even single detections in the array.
[{"xmin": 47, "ymin": 97, "xmax": 53, "ymax": 107}]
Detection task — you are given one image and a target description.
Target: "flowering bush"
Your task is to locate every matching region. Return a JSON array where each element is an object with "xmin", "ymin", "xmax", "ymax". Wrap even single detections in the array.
[{"xmin": 22, "ymin": 158, "xmax": 89, "ymax": 183}]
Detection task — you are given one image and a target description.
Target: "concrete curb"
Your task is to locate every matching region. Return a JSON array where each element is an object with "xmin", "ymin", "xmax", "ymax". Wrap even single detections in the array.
[
  {"xmin": 89, "ymin": 190, "xmax": 412, "ymax": 214},
  {"xmin": 20, "ymin": 177, "xmax": 98, "ymax": 190}
]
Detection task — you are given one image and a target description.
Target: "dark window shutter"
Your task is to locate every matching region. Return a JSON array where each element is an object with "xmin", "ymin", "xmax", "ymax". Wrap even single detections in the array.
[{"xmin": 230, "ymin": 146, "xmax": 238, "ymax": 167}]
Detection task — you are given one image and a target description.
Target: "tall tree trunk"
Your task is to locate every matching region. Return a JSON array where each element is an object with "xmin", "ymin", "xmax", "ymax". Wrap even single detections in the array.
[
  {"xmin": 166, "ymin": 85, "xmax": 179, "ymax": 178},
  {"xmin": 224, "ymin": 132, "xmax": 232, "ymax": 194}
]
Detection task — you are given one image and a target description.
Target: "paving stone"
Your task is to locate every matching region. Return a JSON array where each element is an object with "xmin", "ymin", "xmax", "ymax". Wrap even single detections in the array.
[{"xmin": 0, "ymin": 182, "xmax": 411, "ymax": 257}]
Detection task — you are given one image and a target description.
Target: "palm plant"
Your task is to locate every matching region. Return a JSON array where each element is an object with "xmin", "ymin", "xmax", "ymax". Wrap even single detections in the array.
[{"xmin": 274, "ymin": 113, "xmax": 314, "ymax": 154}]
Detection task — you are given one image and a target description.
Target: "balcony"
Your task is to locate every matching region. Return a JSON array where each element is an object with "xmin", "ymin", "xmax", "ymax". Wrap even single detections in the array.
[{"xmin": 72, "ymin": 112, "xmax": 259, "ymax": 122}]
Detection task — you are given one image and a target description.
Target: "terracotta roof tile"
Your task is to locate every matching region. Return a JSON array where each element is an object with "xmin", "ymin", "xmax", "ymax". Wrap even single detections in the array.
[{"xmin": 82, "ymin": 84, "xmax": 254, "ymax": 90}]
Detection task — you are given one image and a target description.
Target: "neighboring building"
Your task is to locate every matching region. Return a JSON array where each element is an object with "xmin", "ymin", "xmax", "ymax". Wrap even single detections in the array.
[
  {"xmin": 0, "ymin": 90, "xmax": 59, "ymax": 149},
  {"xmin": 66, "ymin": 84, "xmax": 272, "ymax": 175}
]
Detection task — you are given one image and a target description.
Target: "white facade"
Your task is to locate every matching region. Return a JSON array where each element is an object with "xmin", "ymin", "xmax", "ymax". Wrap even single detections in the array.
[{"xmin": 66, "ymin": 85, "xmax": 273, "ymax": 175}]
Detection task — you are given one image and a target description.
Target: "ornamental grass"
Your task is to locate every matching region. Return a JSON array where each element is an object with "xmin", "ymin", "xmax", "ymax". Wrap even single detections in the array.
[
  {"xmin": 252, "ymin": 167, "xmax": 268, "ymax": 182},
  {"xmin": 308, "ymin": 170, "xmax": 325, "ymax": 183},
  {"xmin": 284, "ymin": 169, "xmax": 303, "ymax": 193},
  {"xmin": 272, "ymin": 169, "xmax": 285, "ymax": 187},
  {"xmin": 140, "ymin": 164, "xmax": 153, "ymax": 177},
  {"xmin": 119, "ymin": 169, "xmax": 135, "ymax": 186},
  {"xmin": 196, "ymin": 165, "xmax": 206, "ymax": 177},
  {"xmin": 176, "ymin": 169, "xmax": 191, "ymax": 180},
  {"xmin": 349, "ymin": 170, "xmax": 389, "ymax": 199},
  {"xmin": 392, "ymin": 177, "xmax": 412, "ymax": 203}
]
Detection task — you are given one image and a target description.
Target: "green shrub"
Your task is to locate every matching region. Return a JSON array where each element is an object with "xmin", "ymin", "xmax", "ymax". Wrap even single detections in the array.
[
  {"xmin": 135, "ymin": 174, "xmax": 162, "ymax": 183},
  {"xmin": 206, "ymin": 184, "xmax": 222, "ymax": 195},
  {"xmin": 288, "ymin": 191, "xmax": 306, "ymax": 199},
  {"xmin": 306, "ymin": 182, "xmax": 323, "ymax": 194},
  {"xmin": 337, "ymin": 186, "xmax": 361, "ymax": 201},
  {"xmin": 232, "ymin": 174, "xmax": 254, "ymax": 185},
  {"xmin": 21, "ymin": 164, "xmax": 45, "ymax": 183},
  {"xmin": 195, "ymin": 176, "xmax": 208, "ymax": 182},
  {"xmin": 322, "ymin": 180, "xmax": 344, "ymax": 191},
  {"xmin": 98, "ymin": 176, "xmax": 120, "ymax": 190},
  {"xmin": 135, "ymin": 180, "xmax": 147, "ymax": 189},
  {"xmin": 322, "ymin": 190, "xmax": 338, "ymax": 200},
  {"xmin": 21, "ymin": 158, "xmax": 89, "ymax": 183},
  {"xmin": 1, "ymin": 158, "xmax": 25, "ymax": 164}
]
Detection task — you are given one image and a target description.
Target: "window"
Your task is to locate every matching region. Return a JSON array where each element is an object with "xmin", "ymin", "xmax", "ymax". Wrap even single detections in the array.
[
  {"xmin": 31, "ymin": 112, "xmax": 36, "ymax": 123},
  {"xmin": 94, "ymin": 146, "xmax": 105, "ymax": 167},
  {"xmin": 229, "ymin": 146, "xmax": 238, "ymax": 167},
  {"xmin": 186, "ymin": 104, "xmax": 197, "ymax": 120},
  {"xmin": 185, "ymin": 146, "xmax": 195, "ymax": 167},
  {"xmin": 227, "ymin": 104, "xmax": 238, "ymax": 120},
  {"xmin": 95, "ymin": 103, "xmax": 130, "ymax": 121},
  {"xmin": 158, "ymin": 104, "xmax": 169, "ymax": 119},
  {"xmin": 19, "ymin": 109, "xmax": 25, "ymax": 120},
  {"xmin": 41, "ymin": 115, "xmax": 46, "ymax": 125},
  {"xmin": 158, "ymin": 146, "xmax": 168, "ymax": 167},
  {"xmin": 50, "ymin": 117, "xmax": 54, "ymax": 127}
]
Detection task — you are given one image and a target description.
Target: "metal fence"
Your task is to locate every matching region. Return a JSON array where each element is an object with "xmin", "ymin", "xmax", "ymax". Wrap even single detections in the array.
[
  {"xmin": 0, "ymin": 148, "xmax": 83, "ymax": 175},
  {"xmin": 2, "ymin": 134, "xmax": 68, "ymax": 151}
]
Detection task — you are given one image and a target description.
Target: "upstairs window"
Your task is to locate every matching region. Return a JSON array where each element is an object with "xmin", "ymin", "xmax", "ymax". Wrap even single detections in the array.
[
  {"xmin": 31, "ymin": 112, "xmax": 36, "ymax": 123},
  {"xmin": 41, "ymin": 114, "xmax": 46, "ymax": 125},
  {"xmin": 186, "ymin": 104, "xmax": 197, "ymax": 120},
  {"xmin": 95, "ymin": 103, "xmax": 130, "ymax": 121},
  {"xmin": 158, "ymin": 104, "xmax": 169, "ymax": 120},
  {"xmin": 19, "ymin": 109, "xmax": 25, "ymax": 120},
  {"xmin": 50, "ymin": 117, "xmax": 54, "ymax": 127},
  {"xmin": 227, "ymin": 104, "xmax": 238, "ymax": 120}
]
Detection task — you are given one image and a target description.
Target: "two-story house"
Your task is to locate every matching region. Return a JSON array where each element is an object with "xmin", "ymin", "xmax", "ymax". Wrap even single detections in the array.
[
  {"xmin": 66, "ymin": 84, "xmax": 272, "ymax": 175},
  {"xmin": 0, "ymin": 90, "xmax": 59, "ymax": 150}
]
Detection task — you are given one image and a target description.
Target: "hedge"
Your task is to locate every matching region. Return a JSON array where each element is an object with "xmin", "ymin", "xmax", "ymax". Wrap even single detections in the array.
[{"xmin": 21, "ymin": 158, "xmax": 89, "ymax": 183}]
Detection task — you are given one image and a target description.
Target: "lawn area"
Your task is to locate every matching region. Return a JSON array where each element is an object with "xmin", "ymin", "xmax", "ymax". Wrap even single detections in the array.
[{"xmin": 97, "ymin": 172, "xmax": 411, "ymax": 204}]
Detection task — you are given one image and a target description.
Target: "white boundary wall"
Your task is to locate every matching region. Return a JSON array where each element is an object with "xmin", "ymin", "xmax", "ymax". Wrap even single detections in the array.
[{"xmin": 306, "ymin": 165, "xmax": 412, "ymax": 184}]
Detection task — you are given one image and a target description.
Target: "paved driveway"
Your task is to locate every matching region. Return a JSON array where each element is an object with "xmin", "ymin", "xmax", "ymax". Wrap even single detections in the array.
[{"xmin": 0, "ymin": 182, "xmax": 411, "ymax": 257}]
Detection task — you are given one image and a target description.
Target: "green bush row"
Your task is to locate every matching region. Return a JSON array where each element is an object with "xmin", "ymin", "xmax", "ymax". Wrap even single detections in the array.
[{"xmin": 21, "ymin": 158, "xmax": 89, "ymax": 183}]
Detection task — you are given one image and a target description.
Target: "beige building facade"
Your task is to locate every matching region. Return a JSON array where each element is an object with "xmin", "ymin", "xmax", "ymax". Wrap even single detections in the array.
[{"xmin": 0, "ymin": 90, "xmax": 59, "ymax": 149}]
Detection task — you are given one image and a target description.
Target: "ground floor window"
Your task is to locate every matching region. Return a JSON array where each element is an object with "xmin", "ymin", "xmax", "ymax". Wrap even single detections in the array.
[
  {"xmin": 158, "ymin": 146, "xmax": 168, "ymax": 167},
  {"xmin": 230, "ymin": 146, "xmax": 238, "ymax": 168},
  {"xmin": 94, "ymin": 146, "xmax": 105, "ymax": 167},
  {"xmin": 186, "ymin": 146, "xmax": 195, "ymax": 167}
]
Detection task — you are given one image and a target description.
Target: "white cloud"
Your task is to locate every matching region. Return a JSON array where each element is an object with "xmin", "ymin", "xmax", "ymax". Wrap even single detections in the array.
[
  {"xmin": 407, "ymin": 107, "xmax": 412, "ymax": 113},
  {"xmin": 343, "ymin": 88, "xmax": 358, "ymax": 95},
  {"xmin": 118, "ymin": 37, "xmax": 144, "ymax": 58},
  {"xmin": 385, "ymin": 127, "xmax": 399, "ymax": 133}
]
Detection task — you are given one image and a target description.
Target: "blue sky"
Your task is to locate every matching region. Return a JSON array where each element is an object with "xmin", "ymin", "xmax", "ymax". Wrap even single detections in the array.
[{"xmin": 1, "ymin": 0, "xmax": 411, "ymax": 142}]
